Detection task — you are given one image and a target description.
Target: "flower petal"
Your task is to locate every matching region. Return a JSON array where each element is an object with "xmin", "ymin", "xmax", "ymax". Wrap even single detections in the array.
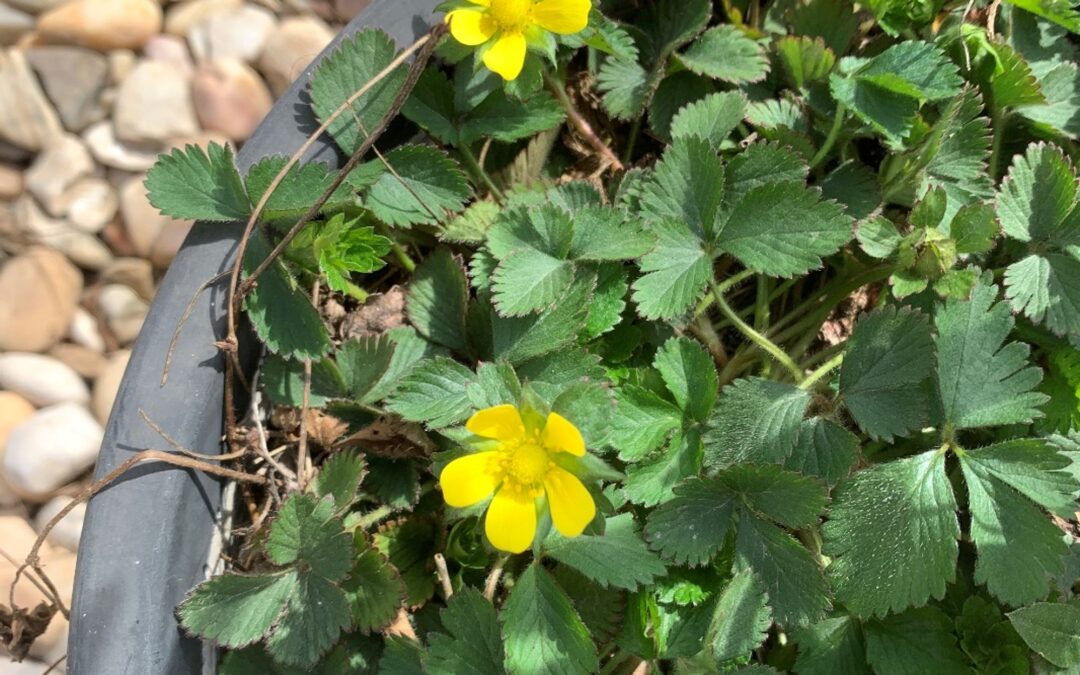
[
  {"xmin": 467, "ymin": 404, "xmax": 526, "ymax": 442},
  {"xmin": 439, "ymin": 451, "xmax": 499, "ymax": 507},
  {"xmin": 545, "ymin": 467, "xmax": 596, "ymax": 537},
  {"xmin": 467, "ymin": 0, "xmax": 491, "ymax": 4},
  {"xmin": 485, "ymin": 488, "xmax": 537, "ymax": 553},
  {"xmin": 532, "ymin": 0, "xmax": 591, "ymax": 34},
  {"xmin": 447, "ymin": 9, "xmax": 496, "ymax": 46},
  {"xmin": 482, "ymin": 31, "xmax": 527, "ymax": 80},
  {"xmin": 541, "ymin": 411, "xmax": 585, "ymax": 456}
]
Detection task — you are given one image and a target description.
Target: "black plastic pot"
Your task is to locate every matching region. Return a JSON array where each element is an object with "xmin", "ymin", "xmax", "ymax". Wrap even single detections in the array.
[{"xmin": 68, "ymin": 2, "xmax": 434, "ymax": 672}]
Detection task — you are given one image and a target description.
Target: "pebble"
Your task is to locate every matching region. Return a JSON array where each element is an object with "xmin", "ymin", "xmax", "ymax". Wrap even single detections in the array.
[
  {"xmin": 106, "ymin": 47, "xmax": 136, "ymax": 83},
  {"xmin": 0, "ymin": 48, "xmax": 63, "ymax": 151},
  {"xmin": 113, "ymin": 60, "xmax": 199, "ymax": 143},
  {"xmin": 0, "ymin": 352, "xmax": 90, "ymax": 406},
  {"xmin": 24, "ymin": 133, "xmax": 96, "ymax": 215},
  {"xmin": 98, "ymin": 283, "xmax": 148, "ymax": 345},
  {"xmin": 150, "ymin": 218, "xmax": 193, "ymax": 267},
  {"xmin": 57, "ymin": 176, "xmax": 118, "ymax": 233},
  {"xmin": 25, "ymin": 45, "xmax": 109, "ymax": 132},
  {"xmin": 0, "ymin": 392, "xmax": 36, "ymax": 506},
  {"xmin": 143, "ymin": 33, "xmax": 193, "ymax": 75},
  {"xmin": 164, "ymin": 0, "xmax": 239, "ymax": 37},
  {"xmin": 2, "ymin": 402, "xmax": 103, "ymax": 496},
  {"xmin": 257, "ymin": 15, "xmax": 333, "ymax": 96},
  {"xmin": 13, "ymin": 194, "xmax": 113, "ymax": 270},
  {"xmin": 49, "ymin": 342, "xmax": 107, "ymax": 379},
  {"xmin": 192, "ymin": 58, "xmax": 272, "ymax": 141},
  {"xmin": 0, "ymin": 3, "xmax": 33, "ymax": 47},
  {"xmin": 188, "ymin": 3, "xmax": 275, "ymax": 63},
  {"xmin": 68, "ymin": 306, "xmax": 106, "ymax": 352},
  {"xmin": 5, "ymin": 0, "xmax": 68, "ymax": 12},
  {"xmin": 34, "ymin": 495, "xmax": 86, "ymax": 552},
  {"xmin": 334, "ymin": 0, "xmax": 372, "ymax": 21},
  {"xmin": 0, "ymin": 161, "xmax": 22, "ymax": 198},
  {"xmin": 82, "ymin": 120, "xmax": 159, "ymax": 171},
  {"xmin": 0, "ymin": 247, "xmax": 82, "ymax": 353},
  {"xmin": 37, "ymin": 0, "xmax": 163, "ymax": 51},
  {"xmin": 101, "ymin": 256, "xmax": 154, "ymax": 299},
  {"xmin": 91, "ymin": 348, "xmax": 128, "ymax": 423},
  {"xmin": 119, "ymin": 173, "xmax": 193, "ymax": 257}
]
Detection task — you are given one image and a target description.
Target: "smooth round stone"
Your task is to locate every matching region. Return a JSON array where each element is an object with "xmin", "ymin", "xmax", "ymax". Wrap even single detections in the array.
[
  {"xmin": 34, "ymin": 495, "xmax": 86, "ymax": 552},
  {"xmin": 57, "ymin": 176, "xmax": 117, "ymax": 233},
  {"xmin": 0, "ymin": 352, "xmax": 90, "ymax": 406},
  {"xmin": 98, "ymin": 283, "xmax": 148, "ymax": 345},
  {"xmin": 49, "ymin": 342, "xmax": 107, "ymax": 379},
  {"xmin": 3, "ymin": 401, "xmax": 103, "ymax": 496},
  {"xmin": 68, "ymin": 306, "xmax": 106, "ymax": 352},
  {"xmin": 91, "ymin": 348, "xmax": 128, "ymax": 423},
  {"xmin": 191, "ymin": 57, "xmax": 272, "ymax": 141},
  {"xmin": 25, "ymin": 45, "xmax": 109, "ymax": 131},
  {"xmin": 0, "ymin": 246, "xmax": 82, "ymax": 353},
  {"xmin": 0, "ymin": 49, "xmax": 63, "ymax": 151},
  {"xmin": 13, "ymin": 194, "xmax": 113, "ymax": 270},
  {"xmin": 113, "ymin": 60, "xmax": 199, "ymax": 144},
  {"xmin": 187, "ymin": 3, "xmax": 275, "ymax": 63},
  {"xmin": 82, "ymin": 120, "xmax": 159, "ymax": 171},
  {"xmin": 257, "ymin": 15, "xmax": 333, "ymax": 96},
  {"xmin": 37, "ymin": 0, "xmax": 163, "ymax": 51}
]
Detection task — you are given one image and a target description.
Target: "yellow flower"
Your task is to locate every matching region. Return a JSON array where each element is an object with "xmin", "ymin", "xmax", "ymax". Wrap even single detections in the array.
[
  {"xmin": 445, "ymin": 0, "xmax": 592, "ymax": 80},
  {"xmin": 439, "ymin": 403, "xmax": 597, "ymax": 553}
]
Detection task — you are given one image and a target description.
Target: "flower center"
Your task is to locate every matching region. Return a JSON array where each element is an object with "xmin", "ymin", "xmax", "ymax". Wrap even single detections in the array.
[
  {"xmin": 487, "ymin": 0, "xmax": 532, "ymax": 33},
  {"xmin": 498, "ymin": 441, "xmax": 551, "ymax": 492}
]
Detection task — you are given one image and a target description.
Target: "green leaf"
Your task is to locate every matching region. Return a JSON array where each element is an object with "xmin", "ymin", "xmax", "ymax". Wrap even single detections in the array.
[
  {"xmin": 244, "ymin": 156, "xmax": 353, "ymax": 220},
  {"xmin": 337, "ymin": 335, "xmax": 394, "ymax": 401},
  {"xmin": 313, "ymin": 451, "xmax": 366, "ymax": 512},
  {"xmin": 486, "ymin": 203, "xmax": 574, "ymax": 260},
  {"xmin": 1018, "ymin": 61, "xmax": 1080, "ymax": 138},
  {"xmin": 776, "ymin": 36, "xmax": 836, "ymax": 89},
  {"xmin": 830, "ymin": 71, "xmax": 918, "ymax": 145},
  {"xmin": 568, "ymin": 207, "xmax": 656, "ymax": 261},
  {"xmin": 785, "ymin": 418, "xmax": 859, "ymax": 487},
  {"xmin": 582, "ymin": 263, "xmax": 629, "ymax": 339},
  {"xmin": 313, "ymin": 215, "xmax": 391, "ymax": 297},
  {"xmin": 921, "ymin": 89, "xmax": 993, "ymax": 215},
  {"xmin": 402, "ymin": 67, "xmax": 457, "ymax": 145},
  {"xmin": 349, "ymin": 146, "xmax": 469, "ymax": 227},
  {"xmin": 544, "ymin": 514, "xmax": 667, "ymax": 591},
  {"xmin": 1005, "ymin": 252, "xmax": 1080, "ymax": 336},
  {"xmin": 678, "ymin": 25, "xmax": 769, "ymax": 84},
  {"xmin": 934, "ymin": 278, "xmax": 1048, "ymax": 429},
  {"xmin": 492, "ymin": 249, "xmax": 575, "ymax": 317},
  {"xmin": 262, "ymin": 355, "xmax": 343, "ymax": 407},
  {"xmin": 794, "ymin": 616, "xmax": 871, "ymax": 675},
  {"xmin": 670, "ymin": 91, "xmax": 748, "ymax": 149},
  {"xmin": 608, "ymin": 385, "xmax": 682, "ymax": 461},
  {"xmin": 310, "ymin": 29, "xmax": 408, "ymax": 154},
  {"xmin": 981, "ymin": 39, "xmax": 1046, "ymax": 108},
  {"xmin": 641, "ymin": 0, "xmax": 711, "ymax": 64},
  {"xmin": 265, "ymin": 573, "xmax": 351, "ymax": 667},
  {"xmin": 427, "ymin": 586, "xmax": 507, "ymax": 675},
  {"xmin": 373, "ymin": 517, "xmax": 438, "ymax": 607},
  {"xmin": 366, "ymin": 457, "xmax": 421, "ymax": 511},
  {"xmin": 341, "ymin": 543, "xmax": 404, "ymax": 634},
  {"xmin": 644, "ymin": 477, "xmax": 738, "ymax": 566},
  {"xmin": 501, "ymin": 564, "xmax": 598, "ymax": 675},
  {"xmin": 717, "ymin": 464, "xmax": 828, "ymax": 529},
  {"xmin": 631, "ymin": 218, "xmax": 712, "ymax": 320},
  {"xmin": 597, "ymin": 56, "xmax": 650, "ymax": 121},
  {"xmin": 407, "ymin": 248, "xmax": 469, "ymax": 353},
  {"xmin": 381, "ymin": 637, "xmax": 426, "ymax": 675},
  {"xmin": 823, "ymin": 450, "xmax": 959, "ymax": 617},
  {"xmin": 959, "ymin": 439, "xmax": 1079, "ymax": 605},
  {"xmin": 385, "ymin": 357, "xmax": 475, "ymax": 428},
  {"xmin": 857, "ymin": 216, "xmax": 903, "ymax": 258},
  {"xmin": 178, "ymin": 572, "xmax": 295, "ymax": 648},
  {"xmin": 724, "ymin": 142, "xmax": 810, "ymax": 205},
  {"xmin": 948, "ymin": 203, "xmax": 998, "ymax": 254},
  {"xmin": 791, "ymin": 0, "xmax": 857, "ymax": 53},
  {"xmin": 649, "ymin": 72, "xmax": 717, "ymax": 141},
  {"xmin": 839, "ymin": 307, "xmax": 935, "ymax": 441},
  {"xmin": 708, "ymin": 569, "xmax": 772, "ymax": 663},
  {"xmin": 441, "ymin": 199, "xmax": 500, "ymax": 244},
  {"xmin": 996, "ymin": 142, "xmax": 1078, "ymax": 245},
  {"xmin": 359, "ymin": 327, "xmax": 436, "ymax": 405},
  {"xmin": 856, "ymin": 41, "xmax": 964, "ymax": 101},
  {"xmin": 863, "ymin": 607, "xmax": 972, "ymax": 675},
  {"xmin": 623, "ymin": 426, "xmax": 702, "ymax": 507},
  {"xmin": 459, "ymin": 89, "xmax": 564, "ymax": 144},
  {"xmin": 491, "ymin": 274, "xmax": 592, "ymax": 363},
  {"xmin": 267, "ymin": 494, "xmax": 353, "ymax": 581},
  {"xmin": 552, "ymin": 567, "xmax": 625, "ymax": 645},
  {"xmin": 654, "ymin": 337, "xmax": 718, "ymax": 422},
  {"xmin": 1007, "ymin": 602, "xmax": 1080, "ymax": 668},
  {"xmin": 242, "ymin": 232, "xmax": 331, "ymax": 361},
  {"xmin": 703, "ymin": 378, "xmax": 811, "ymax": 469},
  {"xmin": 641, "ymin": 138, "xmax": 724, "ymax": 239},
  {"xmin": 822, "ymin": 161, "xmax": 882, "ymax": 221},
  {"xmin": 1003, "ymin": 0, "xmax": 1080, "ymax": 33},
  {"xmin": 145, "ymin": 142, "xmax": 249, "ymax": 222},
  {"xmin": 716, "ymin": 181, "xmax": 853, "ymax": 278}
]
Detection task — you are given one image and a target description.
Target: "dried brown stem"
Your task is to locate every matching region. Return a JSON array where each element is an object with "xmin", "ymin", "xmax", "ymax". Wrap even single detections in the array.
[
  {"xmin": 542, "ymin": 71, "xmax": 624, "ymax": 172},
  {"xmin": 434, "ymin": 553, "xmax": 453, "ymax": 599}
]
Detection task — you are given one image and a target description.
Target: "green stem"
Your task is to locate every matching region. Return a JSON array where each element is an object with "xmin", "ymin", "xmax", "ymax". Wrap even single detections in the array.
[
  {"xmin": 459, "ymin": 144, "xmax": 505, "ymax": 202},
  {"xmin": 356, "ymin": 504, "xmax": 395, "ymax": 530},
  {"xmin": 809, "ymin": 103, "xmax": 847, "ymax": 170},
  {"xmin": 695, "ymin": 269, "xmax": 755, "ymax": 316},
  {"xmin": 622, "ymin": 116, "xmax": 642, "ymax": 165},
  {"xmin": 710, "ymin": 279, "xmax": 805, "ymax": 383},
  {"xmin": 989, "ymin": 106, "xmax": 1006, "ymax": 182},
  {"xmin": 390, "ymin": 241, "xmax": 416, "ymax": 273},
  {"xmin": 799, "ymin": 353, "xmax": 844, "ymax": 390}
]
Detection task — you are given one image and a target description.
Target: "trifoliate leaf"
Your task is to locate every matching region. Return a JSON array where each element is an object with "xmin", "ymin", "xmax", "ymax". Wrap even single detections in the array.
[
  {"xmin": 145, "ymin": 142, "xmax": 250, "ymax": 222},
  {"xmin": 839, "ymin": 307, "xmax": 935, "ymax": 441},
  {"xmin": 267, "ymin": 494, "xmax": 353, "ymax": 581},
  {"xmin": 654, "ymin": 337, "xmax": 718, "ymax": 422},
  {"xmin": 244, "ymin": 156, "xmax": 353, "ymax": 221},
  {"xmin": 349, "ymin": 146, "xmax": 469, "ymax": 227},
  {"xmin": 545, "ymin": 514, "xmax": 667, "ymax": 591},
  {"xmin": 794, "ymin": 615, "xmax": 871, "ymax": 675},
  {"xmin": 313, "ymin": 451, "xmax": 366, "ymax": 513},
  {"xmin": 631, "ymin": 218, "xmax": 712, "ymax": 320},
  {"xmin": 934, "ymin": 278, "xmax": 1047, "ymax": 429},
  {"xmin": 921, "ymin": 89, "xmax": 994, "ymax": 214},
  {"xmin": 641, "ymin": 138, "xmax": 724, "ymax": 239},
  {"xmin": 178, "ymin": 572, "xmax": 296, "ymax": 648},
  {"xmin": 598, "ymin": 56, "xmax": 650, "ymax": 121},
  {"xmin": 717, "ymin": 464, "xmax": 828, "ymax": 529},
  {"xmin": 407, "ymin": 248, "xmax": 469, "ymax": 354},
  {"xmin": 623, "ymin": 426, "xmax": 703, "ymax": 507},
  {"xmin": 776, "ymin": 36, "xmax": 836, "ymax": 89},
  {"xmin": 678, "ymin": 25, "xmax": 769, "ymax": 84},
  {"xmin": 427, "ymin": 587, "xmax": 507, "ymax": 675},
  {"xmin": 312, "ymin": 215, "xmax": 391, "ymax": 297},
  {"xmin": 1003, "ymin": 0, "xmax": 1080, "ymax": 33},
  {"xmin": 341, "ymin": 543, "xmax": 404, "ymax": 634},
  {"xmin": 491, "ymin": 273, "xmax": 592, "ymax": 363},
  {"xmin": 385, "ymin": 357, "xmax": 474, "ymax": 428},
  {"xmin": 785, "ymin": 418, "xmax": 859, "ymax": 486},
  {"xmin": 708, "ymin": 570, "xmax": 772, "ymax": 664},
  {"xmin": 501, "ymin": 564, "xmax": 598, "ymax": 675},
  {"xmin": 723, "ymin": 142, "xmax": 809, "ymax": 205},
  {"xmin": 1007, "ymin": 602, "xmax": 1080, "ymax": 668},
  {"xmin": 310, "ymin": 29, "xmax": 408, "ymax": 154},
  {"xmin": 608, "ymin": 385, "xmax": 683, "ymax": 461},
  {"xmin": 265, "ymin": 573, "xmax": 351, "ymax": 667},
  {"xmin": 459, "ymin": 90, "xmax": 564, "ymax": 144},
  {"xmin": 644, "ymin": 477, "xmax": 738, "ymax": 566},
  {"xmin": 670, "ymin": 91, "xmax": 748, "ymax": 149},
  {"xmin": 716, "ymin": 181, "xmax": 853, "ymax": 278},
  {"xmin": 703, "ymin": 378, "xmax": 811, "ymax": 469},
  {"xmin": 863, "ymin": 607, "xmax": 971, "ymax": 675},
  {"xmin": 823, "ymin": 450, "xmax": 959, "ymax": 617}
]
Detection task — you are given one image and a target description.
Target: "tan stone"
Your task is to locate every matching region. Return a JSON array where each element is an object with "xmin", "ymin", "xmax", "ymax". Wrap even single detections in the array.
[
  {"xmin": 0, "ymin": 48, "xmax": 62, "ymax": 151},
  {"xmin": 0, "ymin": 391, "xmax": 34, "ymax": 507},
  {"xmin": 101, "ymin": 256, "xmax": 154, "ymax": 300},
  {"xmin": 24, "ymin": 133, "xmax": 95, "ymax": 215},
  {"xmin": 187, "ymin": 3, "xmax": 275, "ymax": 63},
  {"xmin": 0, "ymin": 161, "xmax": 22, "ymax": 199},
  {"xmin": 149, "ymin": 218, "xmax": 193, "ymax": 267},
  {"xmin": 163, "ymin": 0, "xmax": 239, "ymax": 37},
  {"xmin": 82, "ymin": 120, "xmax": 160, "ymax": 172},
  {"xmin": 37, "ymin": 0, "xmax": 163, "ymax": 51},
  {"xmin": 49, "ymin": 342, "xmax": 107, "ymax": 379},
  {"xmin": 113, "ymin": 60, "xmax": 199, "ymax": 144},
  {"xmin": 0, "ymin": 247, "xmax": 82, "ymax": 352},
  {"xmin": 191, "ymin": 57, "xmax": 272, "ymax": 141},
  {"xmin": 257, "ymin": 15, "xmax": 333, "ymax": 96},
  {"xmin": 91, "ymin": 348, "xmax": 128, "ymax": 423}
]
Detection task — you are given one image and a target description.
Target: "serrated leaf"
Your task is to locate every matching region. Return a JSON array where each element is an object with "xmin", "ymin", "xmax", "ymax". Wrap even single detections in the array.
[
  {"xmin": 373, "ymin": 517, "xmax": 438, "ymax": 607},
  {"xmin": 1018, "ymin": 61, "xmax": 1080, "ymax": 138},
  {"xmin": 402, "ymin": 67, "xmax": 457, "ymax": 145},
  {"xmin": 568, "ymin": 207, "xmax": 656, "ymax": 261},
  {"xmin": 310, "ymin": 29, "xmax": 408, "ymax": 154},
  {"xmin": 641, "ymin": 0, "xmax": 711, "ymax": 64},
  {"xmin": 703, "ymin": 378, "xmax": 811, "ymax": 469},
  {"xmin": 708, "ymin": 569, "xmax": 772, "ymax": 663},
  {"xmin": 948, "ymin": 202, "xmax": 998, "ymax": 254},
  {"xmin": 313, "ymin": 451, "xmax": 366, "ymax": 512},
  {"xmin": 609, "ymin": 385, "xmax": 683, "ymax": 461},
  {"xmin": 717, "ymin": 464, "xmax": 828, "ymax": 529},
  {"xmin": 598, "ymin": 56, "xmax": 650, "ymax": 121},
  {"xmin": 265, "ymin": 573, "xmax": 351, "ymax": 667},
  {"xmin": 623, "ymin": 426, "xmax": 702, "ymax": 507},
  {"xmin": 921, "ymin": 89, "xmax": 993, "ymax": 216},
  {"xmin": 582, "ymin": 263, "xmax": 628, "ymax": 339},
  {"xmin": 501, "ymin": 564, "xmax": 598, "ymax": 675},
  {"xmin": 552, "ymin": 567, "xmax": 625, "ymax": 645},
  {"xmin": 427, "ymin": 586, "xmax": 506, "ymax": 675},
  {"xmin": 857, "ymin": 42, "xmax": 964, "ymax": 101},
  {"xmin": 631, "ymin": 218, "xmax": 712, "ymax": 320},
  {"xmin": 545, "ymin": 514, "xmax": 667, "ymax": 591},
  {"xmin": 267, "ymin": 494, "xmax": 353, "ymax": 581},
  {"xmin": 857, "ymin": 216, "xmax": 903, "ymax": 257},
  {"xmin": 459, "ymin": 90, "xmax": 564, "ymax": 144},
  {"xmin": 648, "ymin": 72, "xmax": 716, "ymax": 140},
  {"xmin": 1004, "ymin": 0, "xmax": 1080, "ymax": 33},
  {"xmin": 314, "ymin": 215, "xmax": 391, "ymax": 296},
  {"xmin": 493, "ymin": 249, "xmax": 575, "ymax": 317},
  {"xmin": 244, "ymin": 156, "xmax": 352, "ymax": 220},
  {"xmin": 791, "ymin": 0, "xmax": 857, "ymax": 53},
  {"xmin": 670, "ymin": 91, "xmax": 747, "ymax": 149},
  {"xmin": 407, "ymin": 249, "xmax": 469, "ymax": 353},
  {"xmin": 341, "ymin": 543, "xmax": 403, "ymax": 634},
  {"xmin": 641, "ymin": 138, "xmax": 724, "ymax": 239},
  {"xmin": 830, "ymin": 71, "xmax": 918, "ymax": 145},
  {"xmin": 934, "ymin": 278, "xmax": 1048, "ymax": 429},
  {"xmin": 997, "ymin": 143, "xmax": 1078, "ymax": 245},
  {"xmin": 863, "ymin": 607, "xmax": 971, "ymax": 675},
  {"xmin": 654, "ymin": 337, "xmax": 718, "ymax": 422},
  {"xmin": 349, "ymin": 146, "xmax": 469, "ymax": 227},
  {"xmin": 145, "ymin": 142, "xmax": 249, "ymax": 222},
  {"xmin": 381, "ymin": 636, "xmax": 426, "ymax": 675},
  {"xmin": 1007, "ymin": 602, "xmax": 1080, "ymax": 668},
  {"xmin": 644, "ymin": 477, "xmax": 738, "ymax": 566},
  {"xmin": 724, "ymin": 142, "xmax": 809, "ymax": 205},
  {"xmin": 491, "ymin": 273, "xmax": 592, "ymax": 363},
  {"xmin": 785, "ymin": 418, "xmax": 859, "ymax": 486},
  {"xmin": 178, "ymin": 572, "xmax": 295, "ymax": 649},
  {"xmin": 366, "ymin": 456, "xmax": 421, "ymax": 511},
  {"xmin": 1005, "ymin": 252, "xmax": 1080, "ymax": 336},
  {"xmin": 822, "ymin": 161, "xmax": 882, "ymax": 221},
  {"xmin": 776, "ymin": 36, "xmax": 836, "ymax": 89},
  {"xmin": 441, "ymin": 200, "xmax": 500, "ymax": 244},
  {"xmin": 362, "ymin": 327, "xmax": 437, "ymax": 404},
  {"xmin": 337, "ymin": 334, "xmax": 394, "ymax": 401},
  {"xmin": 385, "ymin": 357, "xmax": 474, "ymax": 428},
  {"xmin": 486, "ymin": 203, "xmax": 574, "ymax": 260},
  {"xmin": 823, "ymin": 449, "xmax": 959, "ymax": 618},
  {"xmin": 840, "ymin": 307, "xmax": 935, "ymax": 441},
  {"xmin": 794, "ymin": 615, "xmax": 871, "ymax": 675},
  {"xmin": 716, "ymin": 181, "xmax": 853, "ymax": 278},
  {"xmin": 262, "ymin": 355, "xmax": 343, "ymax": 407},
  {"xmin": 983, "ymin": 39, "xmax": 1046, "ymax": 108},
  {"xmin": 678, "ymin": 25, "xmax": 769, "ymax": 84}
]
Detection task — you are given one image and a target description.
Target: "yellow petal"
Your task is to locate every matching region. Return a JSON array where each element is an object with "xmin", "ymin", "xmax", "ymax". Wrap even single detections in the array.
[
  {"xmin": 485, "ymin": 488, "xmax": 537, "ymax": 553},
  {"xmin": 541, "ymin": 411, "xmax": 585, "ymax": 456},
  {"xmin": 466, "ymin": 404, "xmax": 526, "ymax": 442},
  {"xmin": 439, "ymin": 451, "xmax": 499, "ymax": 507},
  {"xmin": 532, "ymin": 0, "xmax": 591, "ymax": 34},
  {"xmin": 482, "ymin": 31, "xmax": 527, "ymax": 80},
  {"xmin": 447, "ymin": 9, "xmax": 496, "ymax": 46},
  {"xmin": 467, "ymin": 0, "xmax": 491, "ymax": 4},
  {"xmin": 545, "ymin": 467, "xmax": 595, "ymax": 537}
]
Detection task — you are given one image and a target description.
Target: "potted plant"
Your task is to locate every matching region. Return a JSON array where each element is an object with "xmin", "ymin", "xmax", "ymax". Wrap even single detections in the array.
[{"xmin": 23, "ymin": 0, "xmax": 1080, "ymax": 671}]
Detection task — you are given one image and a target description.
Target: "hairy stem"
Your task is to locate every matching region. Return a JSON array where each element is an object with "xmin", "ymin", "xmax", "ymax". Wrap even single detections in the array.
[
  {"xmin": 809, "ymin": 103, "xmax": 847, "ymax": 170},
  {"xmin": 710, "ymin": 279, "xmax": 804, "ymax": 382},
  {"xmin": 459, "ymin": 143, "xmax": 505, "ymax": 202}
]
